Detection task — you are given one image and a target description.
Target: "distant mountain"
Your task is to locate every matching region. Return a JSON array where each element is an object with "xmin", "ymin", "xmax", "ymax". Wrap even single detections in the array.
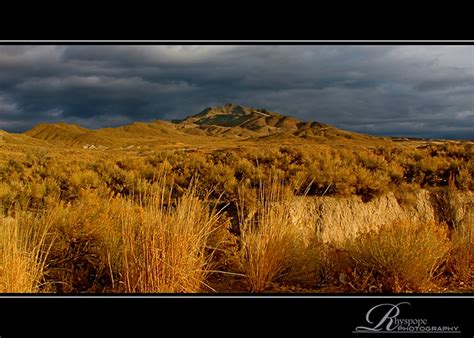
[
  {"xmin": 176, "ymin": 103, "xmax": 376, "ymax": 142},
  {"xmin": 22, "ymin": 104, "xmax": 379, "ymax": 148},
  {"xmin": 177, "ymin": 103, "xmax": 302, "ymax": 135}
]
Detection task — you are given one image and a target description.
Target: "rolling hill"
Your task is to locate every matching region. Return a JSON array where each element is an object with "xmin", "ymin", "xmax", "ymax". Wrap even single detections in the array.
[
  {"xmin": 20, "ymin": 103, "xmax": 382, "ymax": 149},
  {"xmin": 0, "ymin": 128, "xmax": 48, "ymax": 147},
  {"xmin": 24, "ymin": 123, "xmax": 115, "ymax": 148}
]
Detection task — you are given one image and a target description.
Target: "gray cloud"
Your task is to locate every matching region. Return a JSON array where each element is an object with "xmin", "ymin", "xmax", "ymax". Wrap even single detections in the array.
[
  {"xmin": 0, "ymin": 45, "xmax": 472, "ymax": 139},
  {"xmin": 415, "ymin": 76, "xmax": 474, "ymax": 92}
]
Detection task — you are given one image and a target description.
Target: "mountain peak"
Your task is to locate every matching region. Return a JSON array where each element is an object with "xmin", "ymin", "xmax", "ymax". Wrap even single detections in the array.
[{"xmin": 177, "ymin": 104, "xmax": 301, "ymax": 134}]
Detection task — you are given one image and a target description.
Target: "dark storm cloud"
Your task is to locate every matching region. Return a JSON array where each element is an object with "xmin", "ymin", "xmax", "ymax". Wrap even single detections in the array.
[
  {"xmin": 415, "ymin": 75, "xmax": 474, "ymax": 92},
  {"xmin": 0, "ymin": 45, "xmax": 472, "ymax": 138}
]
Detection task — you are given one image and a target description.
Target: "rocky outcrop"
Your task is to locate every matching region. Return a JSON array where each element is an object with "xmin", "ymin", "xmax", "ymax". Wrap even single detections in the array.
[{"xmin": 293, "ymin": 190, "xmax": 473, "ymax": 246}]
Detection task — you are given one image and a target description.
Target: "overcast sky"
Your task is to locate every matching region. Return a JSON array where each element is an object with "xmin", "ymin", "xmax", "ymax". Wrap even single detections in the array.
[{"xmin": 0, "ymin": 45, "xmax": 472, "ymax": 139}]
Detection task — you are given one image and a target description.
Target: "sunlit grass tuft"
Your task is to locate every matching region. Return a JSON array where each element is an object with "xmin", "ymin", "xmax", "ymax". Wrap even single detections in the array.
[
  {"xmin": 0, "ymin": 212, "xmax": 53, "ymax": 292},
  {"xmin": 121, "ymin": 182, "xmax": 222, "ymax": 292},
  {"xmin": 237, "ymin": 179, "xmax": 309, "ymax": 292}
]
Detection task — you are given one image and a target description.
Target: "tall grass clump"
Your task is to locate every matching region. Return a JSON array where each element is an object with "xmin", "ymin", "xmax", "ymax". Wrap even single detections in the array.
[
  {"xmin": 121, "ymin": 183, "xmax": 222, "ymax": 293},
  {"xmin": 44, "ymin": 189, "xmax": 123, "ymax": 293},
  {"xmin": 237, "ymin": 179, "xmax": 309, "ymax": 292},
  {"xmin": 446, "ymin": 228, "xmax": 473, "ymax": 285},
  {"xmin": 444, "ymin": 207, "xmax": 473, "ymax": 285},
  {"xmin": 347, "ymin": 221, "xmax": 451, "ymax": 292},
  {"xmin": 0, "ymin": 212, "xmax": 53, "ymax": 292}
]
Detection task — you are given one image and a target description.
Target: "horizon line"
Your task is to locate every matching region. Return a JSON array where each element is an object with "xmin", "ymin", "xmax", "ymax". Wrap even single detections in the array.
[{"xmin": 4, "ymin": 118, "xmax": 473, "ymax": 142}]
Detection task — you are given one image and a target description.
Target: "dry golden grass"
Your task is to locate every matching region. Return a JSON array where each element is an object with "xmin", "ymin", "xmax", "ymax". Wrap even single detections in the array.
[
  {"xmin": 237, "ymin": 179, "xmax": 309, "ymax": 292},
  {"xmin": 43, "ymin": 190, "xmax": 123, "ymax": 292},
  {"xmin": 444, "ymin": 209, "xmax": 473, "ymax": 285},
  {"xmin": 447, "ymin": 231, "xmax": 473, "ymax": 285},
  {"xmin": 346, "ymin": 221, "xmax": 451, "ymax": 292},
  {"xmin": 37, "ymin": 180, "xmax": 224, "ymax": 293},
  {"xmin": 120, "ymin": 184, "xmax": 222, "ymax": 293},
  {"xmin": 0, "ymin": 212, "xmax": 53, "ymax": 292}
]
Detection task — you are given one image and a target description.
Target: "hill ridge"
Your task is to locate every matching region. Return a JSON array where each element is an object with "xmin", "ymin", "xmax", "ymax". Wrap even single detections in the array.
[{"xmin": 20, "ymin": 104, "xmax": 378, "ymax": 148}]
